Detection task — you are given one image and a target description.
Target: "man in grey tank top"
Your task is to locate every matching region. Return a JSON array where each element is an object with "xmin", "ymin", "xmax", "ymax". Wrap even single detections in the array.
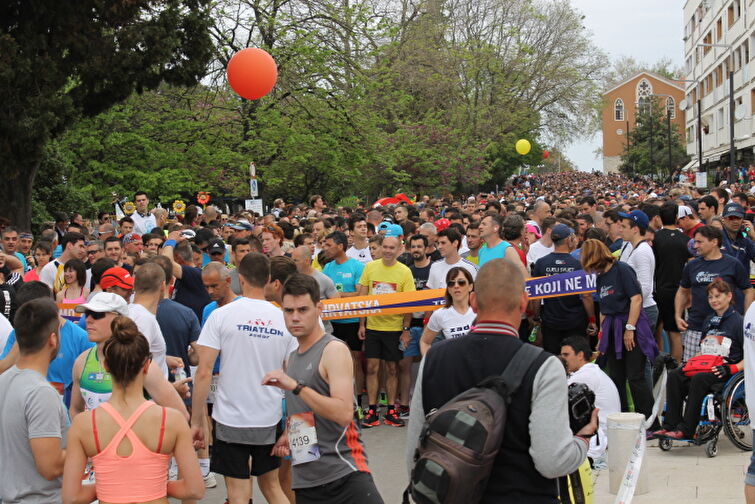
[{"xmin": 263, "ymin": 274, "xmax": 384, "ymax": 503}]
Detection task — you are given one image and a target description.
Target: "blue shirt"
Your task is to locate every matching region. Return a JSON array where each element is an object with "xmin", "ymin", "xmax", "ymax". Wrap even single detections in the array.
[
  {"xmin": 532, "ymin": 252, "xmax": 586, "ymax": 327},
  {"xmin": 720, "ymin": 229, "xmax": 755, "ymax": 270},
  {"xmin": 156, "ymin": 299, "xmax": 200, "ymax": 377},
  {"xmin": 596, "ymin": 262, "xmax": 641, "ymax": 316},
  {"xmin": 1, "ymin": 320, "xmax": 93, "ymax": 390},
  {"xmin": 478, "ymin": 241, "xmax": 511, "ymax": 267},
  {"xmin": 322, "ymin": 258, "xmax": 365, "ymax": 324},
  {"xmin": 679, "ymin": 254, "xmax": 751, "ymax": 331}
]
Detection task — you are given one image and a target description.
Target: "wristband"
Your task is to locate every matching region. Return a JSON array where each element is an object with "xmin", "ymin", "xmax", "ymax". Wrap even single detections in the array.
[
  {"xmin": 597, "ymin": 330, "xmax": 603, "ymax": 340},
  {"xmin": 588, "ymin": 317, "xmax": 596, "ymax": 324},
  {"xmin": 729, "ymin": 364, "xmax": 739, "ymax": 374},
  {"xmin": 423, "ymin": 317, "xmax": 430, "ymax": 326},
  {"xmin": 164, "ymin": 239, "xmax": 177, "ymax": 248}
]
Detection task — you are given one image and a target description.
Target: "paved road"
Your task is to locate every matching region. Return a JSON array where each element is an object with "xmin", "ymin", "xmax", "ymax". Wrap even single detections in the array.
[{"xmin": 181, "ymin": 423, "xmax": 751, "ymax": 503}]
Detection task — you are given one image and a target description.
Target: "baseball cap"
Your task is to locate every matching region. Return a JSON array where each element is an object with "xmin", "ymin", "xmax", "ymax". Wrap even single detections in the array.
[
  {"xmin": 618, "ymin": 210, "xmax": 650, "ymax": 230},
  {"xmin": 74, "ymin": 292, "xmax": 129, "ymax": 316},
  {"xmin": 377, "ymin": 221, "xmax": 391, "ymax": 233},
  {"xmin": 723, "ymin": 202, "xmax": 746, "ymax": 218},
  {"xmin": 384, "ymin": 224, "xmax": 404, "ymax": 238},
  {"xmin": 122, "ymin": 233, "xmax": 142, "ymax": 245},
  {"xmin": 207, "ymin": 239, "xmax": 226, "ymax": 255},
  {"xmin": 677, "ymin": 206, "xmax": 694, "ymax": 220},
  {"xmin": 550, "ymin": 224, "xmax": 574, "ymax": 242},
  {"xmin": 99, "ymin": 267, "xmax": 134, "ymax": 291},
  {"xmin": 230, "ymin": 219, "xmax": 254, "ymax": 231},
  {"xmin": 180, "ymin": 229, "xmax": 196, "ymax": 239},
  {"xmin": 525, "ymin": 224, "xmax": 542, "ymax": 239},
  {"xmin": 434, "ymin": 218, "xmax": 451, "ymax": 232}
]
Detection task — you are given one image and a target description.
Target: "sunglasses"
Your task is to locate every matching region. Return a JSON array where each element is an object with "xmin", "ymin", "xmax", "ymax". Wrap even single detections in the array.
[
  {"xmin": 447, "ymin": 280, "xmax": 469, "ymax": 287},
  {"xmin": 84, "ymin": 310, "xmax": 108, "ymax": 320}
]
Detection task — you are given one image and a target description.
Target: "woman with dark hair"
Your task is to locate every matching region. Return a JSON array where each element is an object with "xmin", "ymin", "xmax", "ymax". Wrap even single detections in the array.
[
  {"xmin": 580, "ymin": 239, "xmax": 658, "ymax": 421},
  {"xmin": 63, "ymin": 316, "xmax": 203, "ymax": 504},
  {"xmin": 420, "ymin": 267, "xmax": 475, "ymax": 355},
  {"xmin": 56, "ymin": 258, "xmax": 89, "ymax": 316},
  {"xmin": 657, "ymin": 277, "xmax": 744, "ymax": 440},
  {"xmin": 23, "ymin": 241, "xmax": 52, "ymax": 283}
]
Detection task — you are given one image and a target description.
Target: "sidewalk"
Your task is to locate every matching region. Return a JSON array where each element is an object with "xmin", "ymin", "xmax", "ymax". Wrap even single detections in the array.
[{"xmin": 593, "ymin": 436, "xmax": 750, "ymax": 503}]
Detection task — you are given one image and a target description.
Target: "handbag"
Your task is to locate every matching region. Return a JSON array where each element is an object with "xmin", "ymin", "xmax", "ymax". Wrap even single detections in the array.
[{"xmin": 682, "ymin": 354, "xmax": 724, "ymax": 377}]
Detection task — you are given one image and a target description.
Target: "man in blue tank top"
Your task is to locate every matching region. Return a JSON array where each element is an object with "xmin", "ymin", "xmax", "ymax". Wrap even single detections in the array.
[{"xmin": 263, "ymin": 274, "xmax": 383, "ymax": 503}]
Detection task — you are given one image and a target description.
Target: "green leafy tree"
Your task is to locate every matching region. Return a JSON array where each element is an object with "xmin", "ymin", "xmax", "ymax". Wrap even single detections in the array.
[
  {"xmin": 1, "ymin": 0, "xmax": 214, "ymax": 229},
  {"xmin": 620, "ymin": 99, "xmax": 690, "ymax": 177}
]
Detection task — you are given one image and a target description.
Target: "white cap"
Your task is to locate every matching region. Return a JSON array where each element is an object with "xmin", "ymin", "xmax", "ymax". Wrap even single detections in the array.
[
  {"xmin": 677, "ymin": 206, "xmax": 694, "ymax": 220},
  {"xmin": 74, "ymin": 292, "xmax": 129, "ymax": 316}
]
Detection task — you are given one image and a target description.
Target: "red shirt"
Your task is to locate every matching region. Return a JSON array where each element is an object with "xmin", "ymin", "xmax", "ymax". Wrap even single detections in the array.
[{"xmin": 685, "ymin": 222, "xmax": 705, "ymax": 239}]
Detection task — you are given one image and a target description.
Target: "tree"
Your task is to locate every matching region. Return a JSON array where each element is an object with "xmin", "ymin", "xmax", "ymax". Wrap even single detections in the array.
[
  {"xmin": 0, "ymin": 1, "xmax": 214, "ymax": 229},
  {"xmin": 619, "ymin": 99, "xmax": 690, "ymax": 178}
]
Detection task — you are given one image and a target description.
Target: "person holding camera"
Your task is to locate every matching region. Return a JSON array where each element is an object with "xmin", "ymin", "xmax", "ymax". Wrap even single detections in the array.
[
  {"xmin": 406, "ymin": 259, "xmax": 598, "ymax": 503},
  {"xmin": 560, "ymin": 336, "xmax": 620, "ymax": 465}
]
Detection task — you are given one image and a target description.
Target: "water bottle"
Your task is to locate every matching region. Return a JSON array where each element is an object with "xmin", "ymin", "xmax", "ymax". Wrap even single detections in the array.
[
  {"xmin": 529, "ymin": 325, "xmax": 539, "ymax": 343},
  {"xmin": 175, "ymin": 367, "xmax": 187, "ymax": 382}
]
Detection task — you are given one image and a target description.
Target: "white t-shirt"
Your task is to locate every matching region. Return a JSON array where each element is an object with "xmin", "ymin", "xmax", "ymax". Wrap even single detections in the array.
[
  {"xmin": 39, "ymin": 258, "xmax": 92, "ymax": 296},
  {"xmin": 198, "ymin": 297, "xmax": 298, "ymax": 428},
  {"xmin": 127, "ymin": 303, "xmax": 168, "ymax": 377},
  {"xmin": 568, "ymin": 363, "xmax": 621, "ymax": 459},
  {"xmin": 0, "ymin": 313, "xmax": 12, "ymax": 354},
  {"xmin": 131, "ymin": 212, "xmax": 157, "ymax": 235},
  {"xmin": 346, "ymin": 246, "xmax": 372, "ymax": 265},
  {"xmin": 619, "ymin": 241, "xmax": 656, "ymax": 308},
  {"xmin": 526, "ymin": 240, "xmax": 554, "ymax": 272},
  {"xmin": 427, "ymin": 306, "xmax": 476, "ymax": 340},
  {"xmin": 744, "ymin": 304, "xmax": 755, "ymax": 423},
  {"xmin": 426, "ymin": 258, "xmax": 477, "ymax": 290}
]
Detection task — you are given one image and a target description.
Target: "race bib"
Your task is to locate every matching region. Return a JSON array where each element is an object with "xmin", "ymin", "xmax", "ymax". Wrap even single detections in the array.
[
  {"xmin": 207, "ymin": 374, "xmax": 219, "ymax": 404},
  {"xmin": 287, "ymin": 411, "xmax": 321, "ymax": 465},
  {"xmin": 700, "ymin": 335, "xmax": 732, "ymax": 357}
]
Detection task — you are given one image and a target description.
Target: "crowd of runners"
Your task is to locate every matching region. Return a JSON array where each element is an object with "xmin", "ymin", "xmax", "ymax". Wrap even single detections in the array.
[{"xmin": 2, "ymin": 170, "xmax": 755, "ymax": 503}]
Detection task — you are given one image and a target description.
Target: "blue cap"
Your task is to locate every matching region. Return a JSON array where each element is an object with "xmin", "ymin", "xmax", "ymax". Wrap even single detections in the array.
[
  {"xmin": 384, "ymin": 224, "xmax": 404, "ymax": 237},
  {"xmin": 723, "ymin": 202, "xmax": 745, "ymax": 218},
  {"xmin": 550, "ymin": 224, "xmax": 574, "ymax": 242},
  {"xmin": 618, "ymin": 210, "xmax": 650, "ymax": 230}
]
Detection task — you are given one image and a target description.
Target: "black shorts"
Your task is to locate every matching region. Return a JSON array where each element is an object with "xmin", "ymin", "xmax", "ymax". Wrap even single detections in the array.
[
  {"xmin": 295, "ymin": 471, "xmax": 384, "ymax": 504},
  {"xmin": 210, "ymin": 437, "xmax": 281, "ymax": 478},
  {"xmin": 656, "ymin": 289, "xmax": 679, "ymax": 333},
  {"xmin": 332, "ymin": 322, "xmax": 363, "ymax": 352},
  {"xmin": 364, "ymin": 329, "xmax": 402, "ymax": 362}
]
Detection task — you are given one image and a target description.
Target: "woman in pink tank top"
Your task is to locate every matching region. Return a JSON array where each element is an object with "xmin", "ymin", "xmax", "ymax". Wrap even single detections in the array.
[{"xmin": 62, "ymin": 316, "xmax": 204, "ymax": 504}]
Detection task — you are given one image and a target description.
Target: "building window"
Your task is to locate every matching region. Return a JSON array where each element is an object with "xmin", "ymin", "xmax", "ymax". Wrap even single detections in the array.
[
  {"xmin": 614, "ymin": 99, "xmax": 624, "ymax": 121},
  {"xmin": 636, "ymin": 79, "xmax": 653, "ymax": 101},
  {"xmin": 667, "ymin": 97, "xmax": 676, "ymax": 119}
]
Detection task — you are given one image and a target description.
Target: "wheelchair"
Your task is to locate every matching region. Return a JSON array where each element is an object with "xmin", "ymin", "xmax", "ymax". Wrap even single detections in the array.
[{"xmin": 658, "ymin": 371, "xmax": 751, "ymax": 457}]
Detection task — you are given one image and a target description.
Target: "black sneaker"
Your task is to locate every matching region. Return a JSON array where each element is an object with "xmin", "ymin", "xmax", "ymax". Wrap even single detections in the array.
[
  {"xmin": 398, "ymin": 405, "xmax": 410, "ymax": 419},
  {"xmin": 384, "ymin": 408, "xmax": 405, "ymax": 427},
  {"xmin": 362, "ymin": 408, "xmax": 380, "ymax": 428}
]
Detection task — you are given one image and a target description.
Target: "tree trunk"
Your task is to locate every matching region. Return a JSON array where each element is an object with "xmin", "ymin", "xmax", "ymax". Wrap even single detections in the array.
[{"xmin": 0, "ymin": 157, "xmax": 40, "ymax": 232}]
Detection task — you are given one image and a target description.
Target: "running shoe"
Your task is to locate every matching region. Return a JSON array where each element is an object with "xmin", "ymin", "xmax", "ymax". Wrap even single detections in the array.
[
  {"xmin": 398, "ymin": 405, "xmax": 410, "ymax": 419},
  {"xmin": 362, "ymin": 408, "xmax": 380, "ymax": 428},
  {"xmin": 356, "ymin": 405, "xmax": 365, "ymax": 421},
  {"xmin": 663, "ymin": 430, "xmax": 686, "ymax": 440},
  {"xmin": 384, "ymin": 408, "xmax": 405, "ymax": 427},
  {"xmin": 379, "ymin": 392, "xmax": 388, "ymax": 406},
  {"xmin": 204, "ymin": 471, "xmax": 217, "ymax": 488}
]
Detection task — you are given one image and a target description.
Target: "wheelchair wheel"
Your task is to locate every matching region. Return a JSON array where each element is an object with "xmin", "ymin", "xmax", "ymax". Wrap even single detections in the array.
[
  {"xmin": 705, "ymin": 439, "xmax": 718, "ymax": 458},
  {"xmin": 659, "ymin": 438, "xmax": 672, "ymax": 451},
  {"xmin": 721, "ymin": 373, "xmax": 752, "ymax": 451}
]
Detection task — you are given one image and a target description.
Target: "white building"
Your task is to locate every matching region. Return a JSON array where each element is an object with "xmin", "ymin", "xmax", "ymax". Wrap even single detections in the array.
[{"xmin": 683, "ymin": 0, "xmax": 754, "ymax": 174}]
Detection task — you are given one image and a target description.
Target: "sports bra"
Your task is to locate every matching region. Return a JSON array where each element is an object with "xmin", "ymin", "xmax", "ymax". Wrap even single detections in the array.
[
  {"xmin": 80, "ymin": 348, "xmax": 112, "ymax": 411},
  {"xmin": 92, "ymin": 401, "xmax": 171, "ymax": 503}
]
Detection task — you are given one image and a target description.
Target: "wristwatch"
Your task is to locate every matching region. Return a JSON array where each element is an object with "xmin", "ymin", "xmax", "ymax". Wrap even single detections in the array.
[
  {"xmin": 625, "ymin": 323, "xmax": 636, "ymax": 331},
  {"xmin": 292, "ymin": 382, "xmax": 306, "ymax": 395},
  {"xmin": 402, "ymin": 326, "xmax": 411, "ymax": 332}
]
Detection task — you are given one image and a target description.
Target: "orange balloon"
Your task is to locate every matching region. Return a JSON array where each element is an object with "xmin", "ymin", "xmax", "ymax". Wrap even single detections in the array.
[{"xmin": 227, "ymin": 48, "xmax": 278, "ymax": 100}]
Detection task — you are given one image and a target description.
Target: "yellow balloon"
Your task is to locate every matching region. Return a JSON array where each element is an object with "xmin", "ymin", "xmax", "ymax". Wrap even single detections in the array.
[{"xmin": 515, "ymin": 139, "xmax": 531, "ymax": 155}]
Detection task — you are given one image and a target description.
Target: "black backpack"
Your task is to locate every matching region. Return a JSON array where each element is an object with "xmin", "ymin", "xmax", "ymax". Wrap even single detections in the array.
[{"xmin": 404, "ymin": 343, "xmax": 543, "ymax": 504}]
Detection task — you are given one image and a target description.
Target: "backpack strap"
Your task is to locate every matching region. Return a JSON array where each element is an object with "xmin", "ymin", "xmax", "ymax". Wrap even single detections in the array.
[{"xmin": 500, "ymin": 343, "xmax": 543, "ymax": 401}]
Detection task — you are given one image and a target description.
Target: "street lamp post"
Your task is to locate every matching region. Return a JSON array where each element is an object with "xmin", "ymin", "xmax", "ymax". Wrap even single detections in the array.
[{"xmin": 698, "ymin": 42, "xmax": 736, "ymax": 184}]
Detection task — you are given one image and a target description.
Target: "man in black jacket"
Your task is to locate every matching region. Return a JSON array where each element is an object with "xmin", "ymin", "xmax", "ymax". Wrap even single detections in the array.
[{"xmin": 406, "ymin": 259, "xmax": 597, "ymax": 503}]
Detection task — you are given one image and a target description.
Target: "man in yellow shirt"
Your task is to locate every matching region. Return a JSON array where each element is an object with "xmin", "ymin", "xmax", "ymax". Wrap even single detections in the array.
[{"xmin": 358, "ymin": 235, "xmax": 415, "ymax": 428}]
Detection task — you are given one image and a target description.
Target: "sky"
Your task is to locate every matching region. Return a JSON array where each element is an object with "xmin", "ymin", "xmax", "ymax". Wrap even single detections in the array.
[{"xmin": 565, "ymin": 1, "xmax": 684, "ymax": 172}]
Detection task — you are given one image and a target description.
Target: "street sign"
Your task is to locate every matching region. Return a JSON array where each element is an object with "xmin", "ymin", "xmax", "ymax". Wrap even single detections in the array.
[
  {"xmin": 250, "ymin": 178, "xmax": 259, "ymax": 197},
  {"xmin": 249, "ymin": 162, "xmax": 256, "ymax": 178},
  {"xmin": 245, "ymin": 199, "xmax": 264, "ymax": 216}
]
